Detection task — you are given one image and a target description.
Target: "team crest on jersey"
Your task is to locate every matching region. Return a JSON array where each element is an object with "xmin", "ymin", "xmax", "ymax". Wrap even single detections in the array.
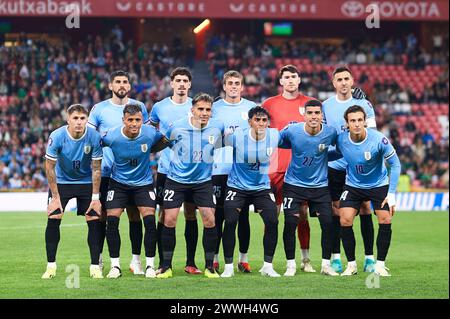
[
  {"xmin": 319, "ymin": 144, "xmax": 326, "ymax": 152},
  {"xmin": 141, "ymin": 144, "xmax": 148, "ymax": 153},
  {"xmin": 266, "ymin": 147, "xmax": 273, "ymax": 156},
  {"xmin": 299, "ymin": 107, "xmax": 305, "ymax": 116},
  {"xmin": 84, "ymin": 145, "xmax": 92, "ymax": 154},
  {"xmin": 208, "ymin": 135, "xmax": 216, "ymax": 144},
  {"xmin": 241, "ymin": 112, "xmax": 249, "ymax": 120},
  {"xmin": 364, "ymin": 151, "xmax": 371, "ymax": 160}
]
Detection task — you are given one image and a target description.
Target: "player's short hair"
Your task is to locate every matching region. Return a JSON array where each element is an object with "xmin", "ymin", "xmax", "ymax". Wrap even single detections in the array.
[
  {"xmin": 279, "ymin": 64, "xmax": 300, "ymax": 78},
  {"xmin": 222, "ymin": 70, "xmax": 243, "ymax": 85},
  {"xmin": 192, "ymin": 93, "xmax": 213, "ymax": 107},
  {"xmin": 123, "ymin": 104, "xmax": 142, "ymax": 116},
  {"xmin": 110, "ymin": 70, "xmax": 131, "ymax": 83},
  {"xmin": 248, "ymin": 106, "xmax": 270, "ymax": 120},
  {"xmin": 344, "ymin": 105, "xmax": 366, "ymax": 122},
  {"xmin": 304, "ymin": 99, "xmax": 322, "ymax": 110},
  {"xmin": 67, "ymin": 104, "xmax": 88, "ymax": 116},
  {"xmin": 332, "ymin": 66, "xmax": 352, "ymax": 77},
  {"xmin": 170, "ymin": 67, "xmax": 192, "ymax": 81}
]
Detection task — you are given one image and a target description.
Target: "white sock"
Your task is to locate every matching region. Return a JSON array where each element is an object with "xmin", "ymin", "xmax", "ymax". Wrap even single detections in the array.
[
  {"xmin": 47, "ymin": 262, "xmax": 56, "ymax": 269},
  {"xmin": 365, "ymin": 255, "xmax": 375, "ymax": 261},
  {"xmin": 348, "ymin": 261, "xmax": 357, "ymax": 267},
  {"xmin": 332, "ymin": 253, "xmax": 341, "ymax": 260},
  {"xmin": 132, "ymin": 254, "xmax": 141, "ymax": 263},
  {"xmin": 239, "ymin": 252, "xmax": 248, "ymax": 263},
  {"xmin": 322, "ymin": 259, "xmax": 330, "ymax": 267},
  {"xmin": 301, "ymin": 249, "xmax": 309, "ymax": 260},
  {"xmin": 376, "ymin": 260, "xmax": 385, "ymax": 268},
  {"xmin": 111, "ymin": 258, "xmax": 120, "ymax": 269},
  {"xmin": 263, "ymin": 261, "xmax": 273, "ymax": 269},
  {"xmin": 224, "ymin": 263, "xmax": 234, "ymax": 271},
  {"xmin": 146, "ymin": 257, "xmax": 155, "ymax": 269},
  {"xmin": 286, "ymin": 259, "xmax": 296, "ymax": 268},
  {"xmin": 214, "ymin": 254, "xmax": 219, "ymax": 263}
]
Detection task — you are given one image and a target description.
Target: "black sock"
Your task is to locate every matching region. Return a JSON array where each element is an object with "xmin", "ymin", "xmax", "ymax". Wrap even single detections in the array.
[
  {"xmin": 185, "ymin": 220, "xmax": 198, "ymax": 267},
  {"xmin": 360, "ymin": 214, "xmax": 374, "ymax": 256},
  {"xmin": 222, "ymin": 220, "xmax": 237, "ymax": 264},
  {"xmin": 87, "ymin": 220, "xmax": 101, "ymax": 265},
  {"xmin": 129, "ymin": 220, "xmax": 143, "ymax": 255},
  {"xmin": 203, "ymin": 227, "xmax": 218, "ymax": 269},
  {"xmin": 161, "ymin": 226, "xmax": 176, "ymax": 269},
  {"xmin": 157, "ymin": 221, "xmax": 164, "ymax": 268},
  {"xmin": 331, "ymin": 216, "xmax": 341, "ymax": 254},
  {"xmin": 341, "ymin": 226, "xmax": 356, "ymax": 262},
  {"xmin": 376, "ymin": 224, "xmax": 392, "ymax": 261},
  {"xmin": 99, "ymin": 220, "xmax": 106, "ymax": 254},
  {"xmin": 261, "ymin": 209, "xmax": 278, "ymax": 263},
  {"xmin": 143, "ymin": 215, "xmax": 157, "ymax": 258},
  {"xmin": 238, "ymin": 206, "xmax": 250, "ymax": 254},
  {"xmin": 106, "ymin": 216, "xmax": 121, "ymax": 258},
  {"xmin": 283, "ymin": 215, "xmax": 299, "ymax": 260},
  {"xmin": 214, "ymin": 206, "xmax": 224, "ymax": 255},
  {"xmin": 45, "ymin": 218, "xmax": 61, "ymax": 263},
  {"xmin": 319, "ymin": 218, "xmax": 333, "ymax": 260}
]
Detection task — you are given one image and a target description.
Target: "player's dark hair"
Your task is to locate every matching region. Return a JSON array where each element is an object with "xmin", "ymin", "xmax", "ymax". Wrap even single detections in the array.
[
  {"xmin": 279, "ymin": 64, "xmax": 299, "ymax": 78},
  {"xmin": 67, "ymin": 104, "xmax": 88, "ymax": 115},
  {"xmin": 304, "ymin": 99, "xmax": 322, "ymax": 110},
  {"xmin": 344, "ymin": 105, "xmax": 366, "ymax": 122},
  {"xmin": 332, "ymin": 66, "xmax": 352, "ymax": 77},
  {"xmin": 223, "ymin": 70, "xmax": 243, "ymax": 85},
  {"xmin": 123, "ymin": 104, "xmax": 142, "ymax": 116},
  {"xmin": 192, "ymin": 92, "xmax": 213, "ymax": 107},
  {"xmin": 110, "ymin": 70, "xmax": 131, "ymax": 83},
  {"xmin": 248, "ymin": 106, "xmax": 270, "ymax": 120},
  {"xmin": 170, "ymin": 67, "xmax": 192, "ymax": 81}
]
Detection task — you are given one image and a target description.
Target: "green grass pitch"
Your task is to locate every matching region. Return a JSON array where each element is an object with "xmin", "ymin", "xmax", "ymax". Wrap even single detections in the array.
[{"xmin": 0, "ymin": 211, "xmax": 447, "ymax": 299}]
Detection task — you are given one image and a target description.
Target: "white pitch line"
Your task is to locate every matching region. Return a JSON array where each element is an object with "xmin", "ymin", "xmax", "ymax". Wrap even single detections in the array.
[{"xmin": 0, "ymin": 223, "xmax": 86, "ymax": 231}]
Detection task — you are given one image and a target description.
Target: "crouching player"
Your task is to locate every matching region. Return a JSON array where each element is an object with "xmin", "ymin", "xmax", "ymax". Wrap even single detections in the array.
[
  {"xmin": 101, "ymin": 104, "xmax": 167, "ymax": 279},
  {"xmin": 221, "ymin": 106, "xmax": 281, "ymax": 278},
  {"xmin": 279, "ymin": 100, "xmax": 340, "ymax": 277},
  {"xmin": 337, "ymin": 105, "xmax": 400, "ymax": 277},
  {"xmin": 42, "ymin": 104, "xmax": 103, "ymax": 279}
]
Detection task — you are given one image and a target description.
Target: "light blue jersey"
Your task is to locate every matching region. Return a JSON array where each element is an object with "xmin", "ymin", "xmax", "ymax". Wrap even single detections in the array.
[
  {"xmin": 323, "ymin": 96, "xmax": 376, "ymax": 171},
  {"xmin": 336, "ymin": 129, "xmax": 401, "ymax": 193},
  {"xmin": 88, "ymin": 98, "xmax": 149, "ymax": 177},
  {"xmin": 212, "ymin": 98, "xmax": 256, "ymax": 176},
  {"xmin": 226, "ymin": 128, "xmax": 280, "ymax": 191},
  {"xmin": 149, "ymin": 97, "xmax": 192, "ymax": 174},
  {"xmin": 280, "ymin": 123, "xmax": 338, "ymax": 188},
  {"xmin": 101, "ymin": 125, "xmax": 163, "ymax": 186},
  {"xmin": 166, "ymin": 117, "xmax": 225, "ymax": 184},
  {"xmin": 45, "ymin": 126, "xmax": 102, "ymax": 184}
]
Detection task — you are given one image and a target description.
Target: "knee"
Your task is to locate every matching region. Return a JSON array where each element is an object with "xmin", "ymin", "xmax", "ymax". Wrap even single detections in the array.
[
  {"xmin": 202, "ymin": 209, "xmax": 216, "ymax": 228},
  {"xmin": 164, "ymin": 215, "xmax": 177, "ymax": 228},
  {"xmin": 340, "ymin": 217, "xmax": 353, "ymax": 227},
  {"xmin": 184, "ymin": 209, "xmax": 197, "ymax": 221}
]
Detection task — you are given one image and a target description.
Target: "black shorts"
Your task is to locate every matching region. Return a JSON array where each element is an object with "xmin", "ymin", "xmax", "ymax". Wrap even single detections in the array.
[
  {"xmin": 212, "ymin": 175, "xmax": 228, "ymax": 208},
  {"xmin": 224, "ymin": 187, "xmax": 277, "ymax": 213},
  {"xmin": 100, "ymin": 177, "xmax": 111, "ymax": 208},
  {"xmin": 328, "ymin": 167, "xmax": 346, "ymax": 201},
  {"xmin": 339, "ymin": 185, "xmax": 389, "ymax": 211},
  {"xmin": 48, "ymin": 183, "xmax": 92, "ymax": 216},
  {"xmin": 163, "ymin": 178, "xmax": 215, "ymax": 209},
  {"xmin": 106, "ymin": 179, "xmax": 156, "ymax": 210},
  {"xmin": 156, "ymin": 173, "xmax": 195, "ymax": 207},
  {"xmin": 282, "ymin": 183, "xmax": 332, "ymax": 218}
]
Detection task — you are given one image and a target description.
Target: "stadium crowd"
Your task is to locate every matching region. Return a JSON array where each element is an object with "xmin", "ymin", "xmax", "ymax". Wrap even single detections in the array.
[{"xmin": 0, "ymin": 30, "xmax": 448, "ymax": 190}]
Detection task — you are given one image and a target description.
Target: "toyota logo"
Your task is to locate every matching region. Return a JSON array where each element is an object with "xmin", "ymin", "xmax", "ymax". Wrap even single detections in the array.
[{"xmin": 341, "ymin": 1, "xmax": 365, "ymax": 17}]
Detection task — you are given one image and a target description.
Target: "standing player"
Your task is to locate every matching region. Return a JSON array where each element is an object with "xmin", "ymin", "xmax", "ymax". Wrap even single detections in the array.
[
  {"xmin": 42, "ymin": 104, "xmax": 103, "ymax": 279},
  {"xmin": 262, "ymin": 64, "xmax": 315, "ymax": 272},
  {"xmin": 335, "ymin": 105, "xmax": 400, "ymax": 277},
  {"xmin": 157, "ymin": 93, "xmax": 224, "ymax": 279},
  {"xmin": 149, "ymin": 67, "xmax": 201, "ymax": 275},
  {"xmin": 323, "ymin": 66, "xmax": 377, "ymax": 273},
  {"xmin": 279, "ymin": 100, "xmax": 340, "ymax": 277},
  {"xmin": 101, "ymin": 104, "xmax": 167, "ymax": 279},
  {"xmin": 88, "ymin": 70, "xmax": 149, "ymax": 275},
  {"xmin": 221, "ymin": 107, "xmax": 280, "ymax": 278},
  {"xmin": 211, "ymin": 70, "xmax": 256, "ymax": 273}
]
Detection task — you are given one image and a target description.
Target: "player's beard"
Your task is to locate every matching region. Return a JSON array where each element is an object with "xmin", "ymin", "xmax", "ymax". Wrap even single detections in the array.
[{"xmin": 113, "ymin": 89, "xmax": 130, "ymax": 99}]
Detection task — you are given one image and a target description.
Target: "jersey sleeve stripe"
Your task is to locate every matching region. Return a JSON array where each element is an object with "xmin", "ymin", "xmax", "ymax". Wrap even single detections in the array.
[
  {"xmin": 87, "ymin": 122, "xmax": 98, "ymax": 129},
  {"xmin": 149, "ymin": 119, "xmax": 159, "ymax": 126},
  {"xmin": 384, "ymin": 151, "xmax": 396, "ymax": 160},
  {"xmin": 45, "ymin": 154, "xmax": 58, "ymax": 161},
  {"xmin": 92, "ymin": 157, "xmax": 103, "ymax": 161}
]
